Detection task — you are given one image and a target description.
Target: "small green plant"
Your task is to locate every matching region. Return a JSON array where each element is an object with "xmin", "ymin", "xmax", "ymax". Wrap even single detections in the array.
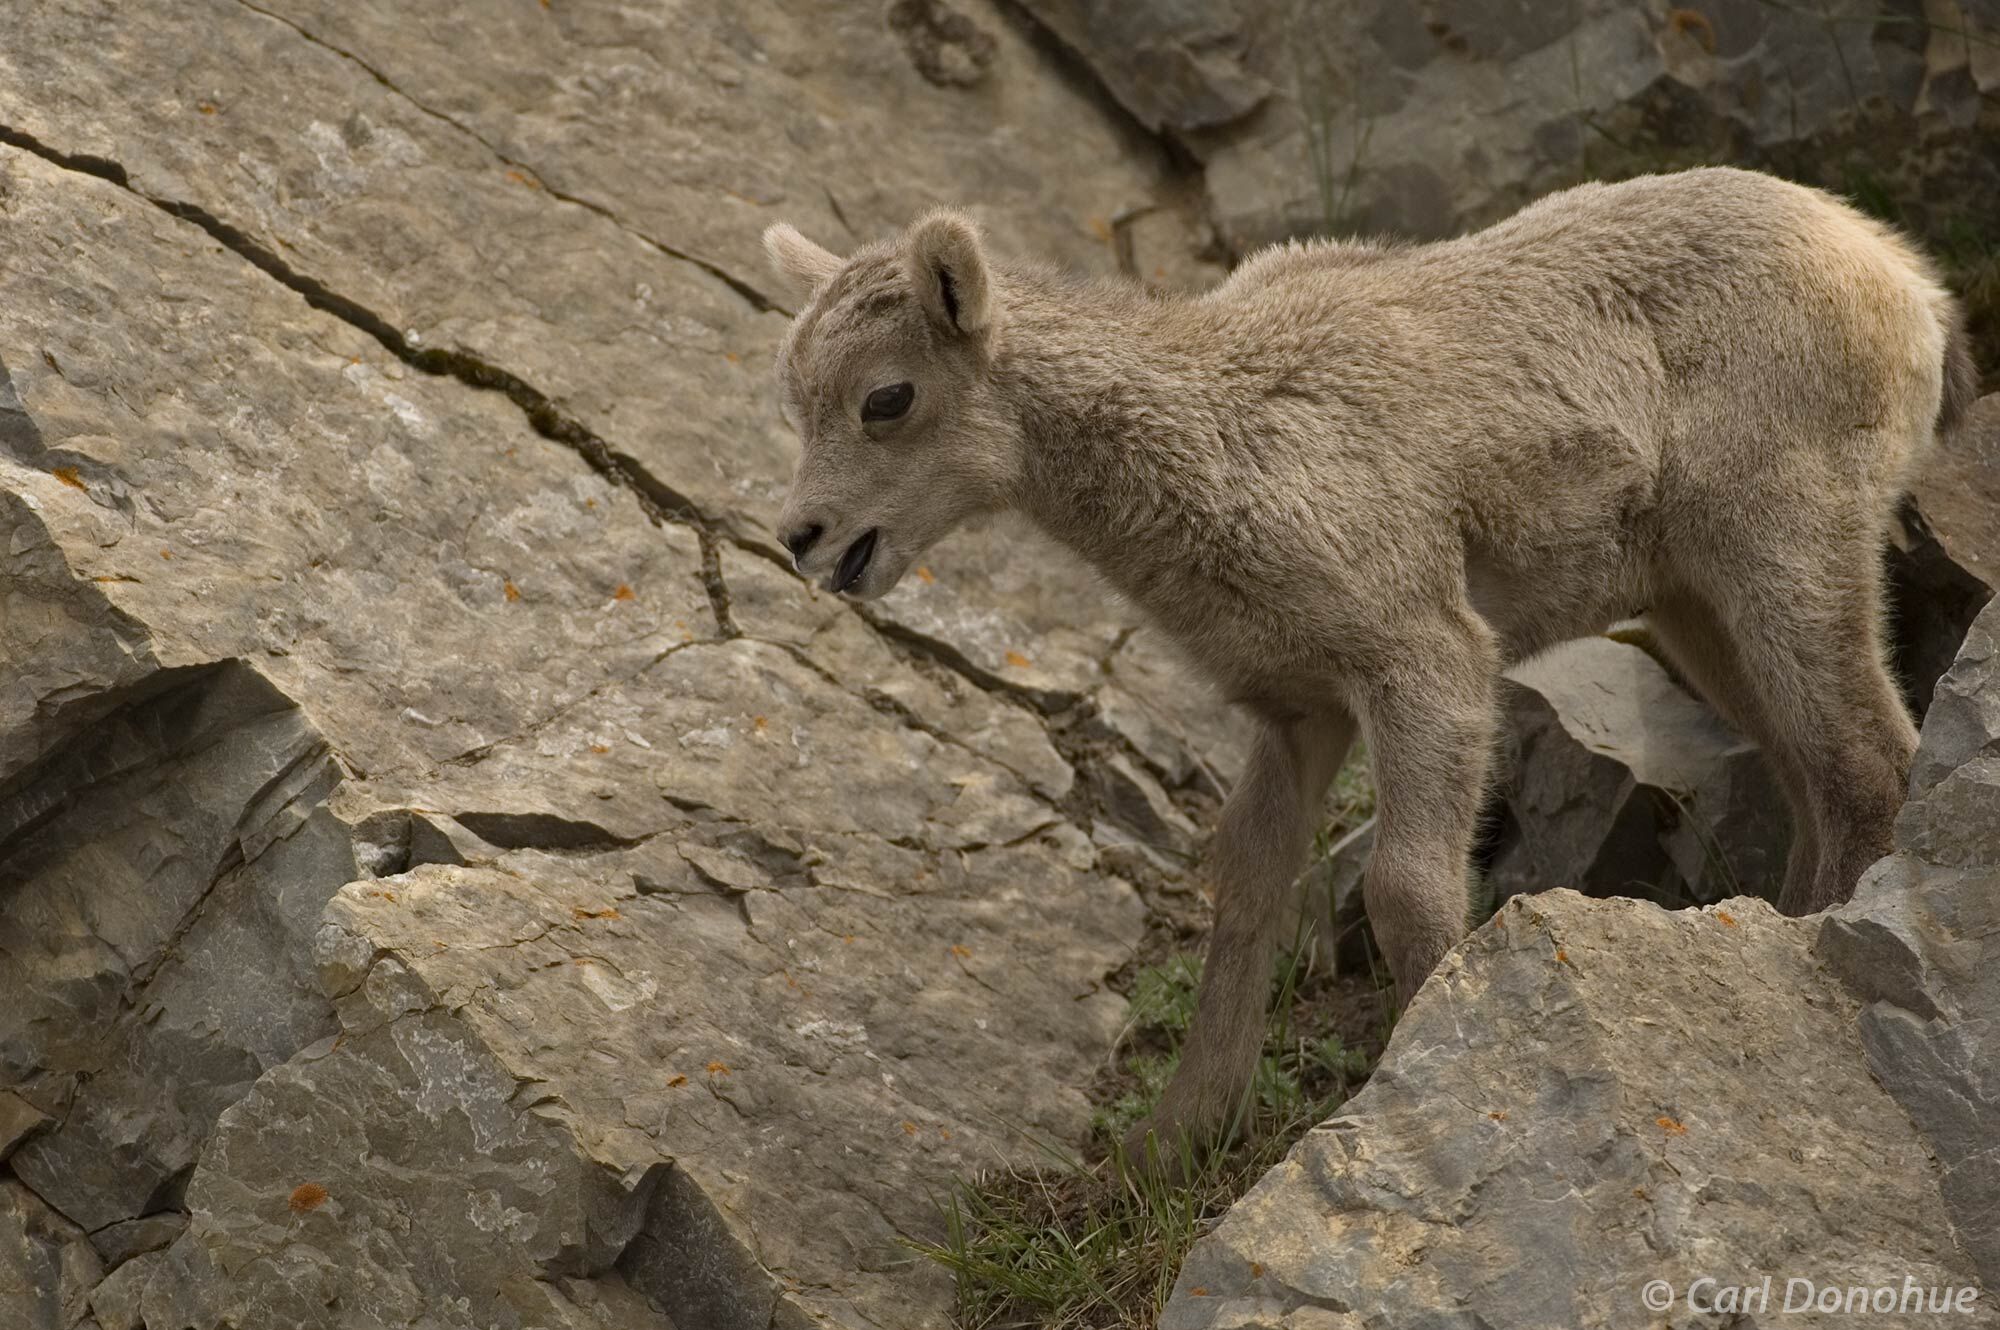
[
  {"xmin": 1288, "ymin": 0, "xmax": 1377, "ymax": 236},
  {"xmin": 1122, "ymin": 953, "xmax": 1200, "ymax": 1039}
]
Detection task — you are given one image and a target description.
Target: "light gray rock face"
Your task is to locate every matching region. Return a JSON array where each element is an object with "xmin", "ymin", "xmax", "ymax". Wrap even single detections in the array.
[
  {"xmin": 0, "ymin": 7, "xmax": 1203, "ymax": 1315},
  {"xmin": 0, "ymin": 0, "xmax": 1222, "ymax": 727},
  {"xmin": 1489, "ymin": 636, "xmax": 1791, "ymax": 908},
  {"xmin": 1819, "ymin": 596, "xmax": 2000, "ymax": 1289}
]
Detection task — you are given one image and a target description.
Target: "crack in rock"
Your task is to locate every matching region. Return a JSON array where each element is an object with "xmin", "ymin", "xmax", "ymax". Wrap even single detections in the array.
[
  {"xmin": 0, "ymin": 120, "xmax": 738, "ymax": 638},
  {"xmin": 230, "ymin": 0, "xmax": 787, "ymax": 316}
]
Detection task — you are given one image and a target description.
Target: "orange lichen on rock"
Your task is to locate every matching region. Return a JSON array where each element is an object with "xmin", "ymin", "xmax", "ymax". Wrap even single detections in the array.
[
  {"xmin": 1666, "ymin": 7, "xmax": 1718, "ymax": 53},
  {"xmin": 288, "ymin": 1183, "xmax": 328, "ymax": 1213},
  {"xmin": 1656, "ymin": 1116, "xmax": 1688, "ymax": 1135}
]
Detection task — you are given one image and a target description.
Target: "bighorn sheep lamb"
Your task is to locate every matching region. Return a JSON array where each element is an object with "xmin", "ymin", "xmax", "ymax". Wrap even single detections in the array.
[{"xmin": 760, "ymin": 167, "xmax": 1978, "ymax": 1159}]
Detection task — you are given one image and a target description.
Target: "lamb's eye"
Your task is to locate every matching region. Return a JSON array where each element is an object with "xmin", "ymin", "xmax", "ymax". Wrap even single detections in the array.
[{"xmin": 862, "ymin": 382, "xmax": 914, "ymax": 422}]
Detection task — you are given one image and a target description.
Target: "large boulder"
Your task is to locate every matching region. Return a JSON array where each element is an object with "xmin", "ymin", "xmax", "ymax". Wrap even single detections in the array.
[
  {"xmin": 1010, "ymin": 0, "xmax": 1270, "ymax": 136},
  {"xmin": 1165, "ymin": 602, "xmax": 2000, "ymax": 1328}
]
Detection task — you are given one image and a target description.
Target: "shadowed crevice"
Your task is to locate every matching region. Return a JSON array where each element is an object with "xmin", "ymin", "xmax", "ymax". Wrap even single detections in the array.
[{"xmin": 452, "ymin": 810, "xmax": 641, "ymax": 853}]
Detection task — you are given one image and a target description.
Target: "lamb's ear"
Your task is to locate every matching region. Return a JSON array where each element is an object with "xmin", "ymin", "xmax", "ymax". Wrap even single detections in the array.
[
  {"xmin": 763, "ymin": 223, "xmax": 844, "ymax": 296},
  {"xmin": 904, "ymin": 210, "xmax": 997, "ymax": 338}
]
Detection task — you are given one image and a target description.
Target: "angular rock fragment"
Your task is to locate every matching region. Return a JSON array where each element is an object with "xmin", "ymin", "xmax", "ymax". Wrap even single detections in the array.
[
  {"xmin": 85, "ymin": 1213, "xmax": 187, "ymax": 1269},
  {"xmin": 2, "ymin": 663, "xmax": 349, "ymax": 1232},
  {"xmin": 0, "ymin": 1179, "xmax": 102, "ymax": 1330},
  {"xmin": 1091, "ymin": 750, "xmax": 1200, "ymax": 858},
  {"xmin": 1489, "ymin": 635, "xmax": 1790, "ymax": 907},
  {"xmin": 1012, "ymin": 0, "xmax": 1271, "ymax": 135},
  {"xmin": 87, "ymin": 1249, "xmax": 163, "ymax": 1330}
]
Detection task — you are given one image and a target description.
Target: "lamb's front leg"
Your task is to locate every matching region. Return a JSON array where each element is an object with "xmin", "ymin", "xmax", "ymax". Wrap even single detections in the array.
[
  {"xmin": 1360, "ymin": 618, "xmax": 1500, "ymax": 1008},
  {"xmin": 1123, "ymin": 709, "xmax": 1354, "ymax": 1167}
]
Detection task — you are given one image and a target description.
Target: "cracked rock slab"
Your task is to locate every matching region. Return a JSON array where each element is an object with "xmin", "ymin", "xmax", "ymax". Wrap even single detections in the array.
[
  {"xmin": 0, "ymin": 114, "xmax": 1153, "ymax": 1327},
  {"xmin": 0, "ymin": 0, "xmax": 1223, "ymax": 726},
  {"xmin": 0, "ymin": 136, "xmax": 710, "ymax": 1241},
  {"xmin": 0, "ymin": 1178, "xmax": 102, "ymax": 1330},
  {"xmin": 0, "ymin": 5, "xmax": 1254, "ymax": 1327}
]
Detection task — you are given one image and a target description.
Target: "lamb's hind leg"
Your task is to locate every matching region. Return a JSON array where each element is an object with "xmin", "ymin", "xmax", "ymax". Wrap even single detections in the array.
[
  {"xmin": 1123, "ymin": 708, "xmax": 1354, "ymax": 1166},
  {"xmin": 1644, "ymin": 589, "xmax": 1821, "ymax": 906},
  {"xmin": 1692, "ymin": 545, "xmax": 1916, "ymax": 914}
]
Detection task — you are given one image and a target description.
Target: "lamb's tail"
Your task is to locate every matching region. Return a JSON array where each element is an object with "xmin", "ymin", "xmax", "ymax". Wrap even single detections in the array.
[{"xmin": 1939, "ymin": 298, "xmax": 1980, "ymax": 436}]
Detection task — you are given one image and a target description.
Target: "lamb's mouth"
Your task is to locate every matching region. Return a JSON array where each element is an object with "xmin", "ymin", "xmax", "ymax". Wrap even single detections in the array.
[{"xmin": 831, "ymin": 529, "xmax": 878, "ymax": 594}]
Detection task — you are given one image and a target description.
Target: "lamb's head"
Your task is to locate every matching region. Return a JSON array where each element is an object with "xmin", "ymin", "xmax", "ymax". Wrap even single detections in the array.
[{"xmin": 761, "ymin": 210, "xmax": 1019, "ymax": 600}]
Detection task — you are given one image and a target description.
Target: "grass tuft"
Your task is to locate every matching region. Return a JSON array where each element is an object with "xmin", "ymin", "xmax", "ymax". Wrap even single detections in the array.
[{"xmin": 915, "ymin": 927, "xmax": 1392, "ymax": 1329}]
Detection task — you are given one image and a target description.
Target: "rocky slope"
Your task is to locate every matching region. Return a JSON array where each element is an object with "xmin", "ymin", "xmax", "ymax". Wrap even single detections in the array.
[
  {"xmin": 0, "ymin": 3, "xmax": 1237, "ymax": 1326},
  {"xmin": 1, "ymin": 3, "xmax": 1995, "ymax": 1328}
]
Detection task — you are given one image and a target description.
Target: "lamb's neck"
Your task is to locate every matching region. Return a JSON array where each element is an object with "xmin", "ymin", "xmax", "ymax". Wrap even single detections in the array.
[{"xmin": 996, "ymin": 274, "xmax": 1224, "ymax": 580}]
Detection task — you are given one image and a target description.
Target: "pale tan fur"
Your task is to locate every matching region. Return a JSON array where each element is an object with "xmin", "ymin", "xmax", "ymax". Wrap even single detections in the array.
[{"xmin": 761, "ymin": 168, "xmax": 1975, "ymax": 1162}]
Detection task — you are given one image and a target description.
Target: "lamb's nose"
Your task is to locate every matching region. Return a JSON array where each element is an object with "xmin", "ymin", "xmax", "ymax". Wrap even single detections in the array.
[{"xmin": 782, "ymin": 522, "xmax": 824, "ymax": 565}]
